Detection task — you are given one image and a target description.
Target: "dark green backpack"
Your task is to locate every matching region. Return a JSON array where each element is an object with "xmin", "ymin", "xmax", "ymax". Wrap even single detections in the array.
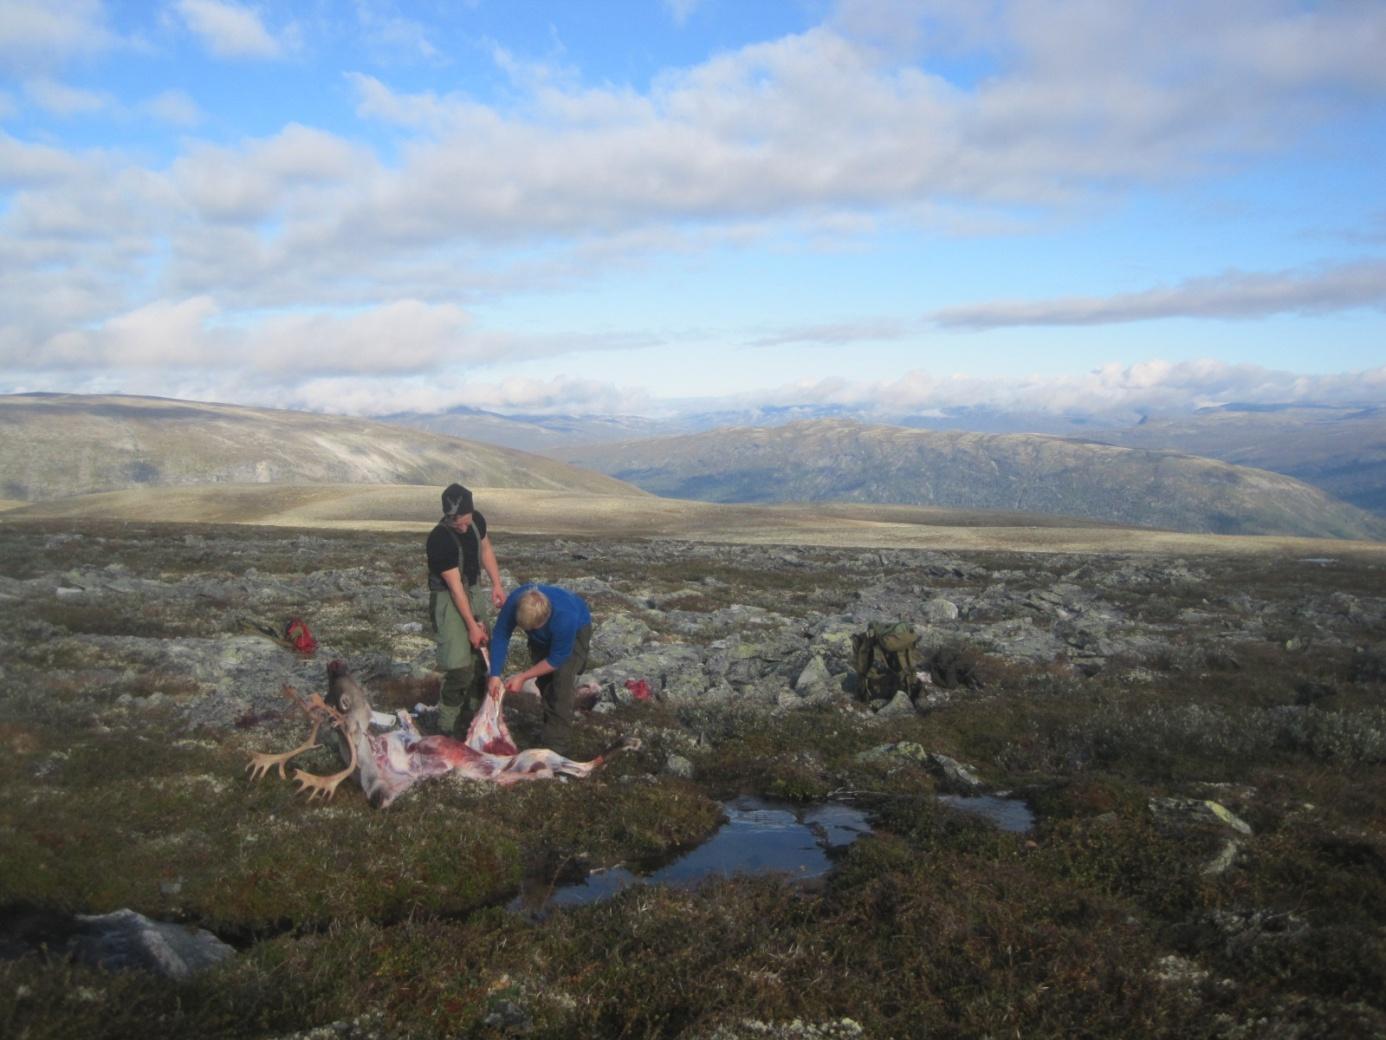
[{"xmin": 851, "ymin": 621, "xmax": 923, "ymax": 701}]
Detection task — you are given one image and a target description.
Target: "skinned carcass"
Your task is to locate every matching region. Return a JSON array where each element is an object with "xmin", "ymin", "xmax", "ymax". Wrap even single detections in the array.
[{"xmin": 247, "ymin": 660, "xmax": 639, "ymax": 808}]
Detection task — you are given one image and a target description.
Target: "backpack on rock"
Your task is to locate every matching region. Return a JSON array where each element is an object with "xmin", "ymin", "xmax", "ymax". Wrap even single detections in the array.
[{"xmin": 851, "ymin": 621, "xmax": 923, "ymax": 701}]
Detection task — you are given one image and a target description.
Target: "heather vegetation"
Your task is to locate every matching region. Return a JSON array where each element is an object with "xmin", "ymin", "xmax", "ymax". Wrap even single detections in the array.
[{"xmin": 1, "ymin": 520, "xmax": 1383, "ymax": 1039}]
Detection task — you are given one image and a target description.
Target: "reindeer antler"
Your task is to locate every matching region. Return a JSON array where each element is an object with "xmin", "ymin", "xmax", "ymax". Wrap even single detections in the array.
[
  {"xmin": 286, "ymin": 693, "xmax": 359, "ymax": 800},
  {"xmin": 246, "ymin": 687, "xmax": 359, "ymax": 799},
  {"xmin": 245, "ymin": 720, "xmax": 322, "ymax": 781}
]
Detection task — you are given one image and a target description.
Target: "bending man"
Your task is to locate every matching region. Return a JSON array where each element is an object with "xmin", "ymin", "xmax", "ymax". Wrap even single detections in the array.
[
  {"xmin": 488, "ymin": 584, "xmax": 591, "ymax": 754},
  {"xmin": 426, "ymin": 483, "xmax": 505, "ymax": 736}
]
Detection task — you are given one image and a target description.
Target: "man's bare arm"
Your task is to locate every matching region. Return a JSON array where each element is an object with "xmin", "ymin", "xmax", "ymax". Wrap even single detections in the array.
[
  {"xmin": 501, "ymin": 658, "xmax": 555, "ymax": 693},
  {"xmin": 480, "ymin": 535, "xmax": 505, "ymax": 607}
]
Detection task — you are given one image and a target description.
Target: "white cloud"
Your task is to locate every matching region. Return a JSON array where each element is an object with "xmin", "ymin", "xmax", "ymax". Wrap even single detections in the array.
[
  {"xmin": 352, "ymin": 1, "xmax": 439, "ymax": 63},
  {"xmin": 175, "ymin": 0, "xmax": 284, "ymax": 59},
  {"xmin": 932, "ymin": 260, "xmax": 1386, "ymax": 328},
  {"xmin": 748, "ymin": 318, "xmax": 915, "ymax": 347},
  {"xmin": 23, "ymin": 77, "xmax": 112, "ymax": 116},
  {"xmin": 142, "ymin": 88, "xmax": 203, "ymax": 127},
  {"xmin": 0, "ymin": 130, "xmax": 85, "ymax": 185},
  {"xmin": 743, "ymin": 358, "xmax": 1386, "ymax": 418},
  {"xmin": 171, "ymin": 123, "xmax": 368, "ymax": 222},
  {"xmin": 25, "ymin": 297, "xmax": 475, "ymax": 375},
  {"xmin": 663, "ymin": 0, "xmax": 702, "ymax": 28},
  {"xmin": 0, "ymin": 0, "xmax": 118, "ymax": 73},
  {"xmin": 5, "ymin": 3, "xmax": 1386, "ymax": 403},
  {"xmin": 329, "ymin": 2, "xmax": 1386, "ymax": 250},
  {"xmin": 288, "ymin": 373, "xmax": 649, "ymax": 417}
]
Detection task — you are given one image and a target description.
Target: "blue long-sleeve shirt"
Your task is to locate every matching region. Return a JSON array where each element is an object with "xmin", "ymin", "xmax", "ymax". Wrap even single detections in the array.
[{"xmin": 488, "ymin": 584, "xmax": 592, "ymax": 676}]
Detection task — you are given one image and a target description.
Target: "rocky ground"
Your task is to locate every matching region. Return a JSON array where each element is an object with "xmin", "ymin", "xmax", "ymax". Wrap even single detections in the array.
[{"xmin": 1, "ymin": 520, "xmax": 1384, "ymax": 1039}]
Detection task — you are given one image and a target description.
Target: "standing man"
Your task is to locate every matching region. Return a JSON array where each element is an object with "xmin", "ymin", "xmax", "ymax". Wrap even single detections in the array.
[
  {"xmin": 487, "ymin": 584, "xmax": 591, "ymax": 754},
  {"xmin": 427, "ymin": 483, "xmax": 505, "ymax": 736}
]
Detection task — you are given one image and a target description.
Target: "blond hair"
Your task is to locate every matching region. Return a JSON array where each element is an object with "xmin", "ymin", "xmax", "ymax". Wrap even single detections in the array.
[{"xmin": 516, "ymin": 588, "xmax": 551, "ymax": 630}]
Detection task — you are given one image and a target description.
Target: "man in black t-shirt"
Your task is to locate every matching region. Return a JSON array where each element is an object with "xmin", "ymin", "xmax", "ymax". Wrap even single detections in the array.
[{"xmin": 426, "ymin": 483, "xmax": 505, "ymax": 736}]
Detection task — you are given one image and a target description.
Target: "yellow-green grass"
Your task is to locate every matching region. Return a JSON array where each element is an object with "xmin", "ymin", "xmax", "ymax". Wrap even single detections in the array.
[{"xmin": 7, "ymin": 482, "xmax": 1386, "ymax": 558}]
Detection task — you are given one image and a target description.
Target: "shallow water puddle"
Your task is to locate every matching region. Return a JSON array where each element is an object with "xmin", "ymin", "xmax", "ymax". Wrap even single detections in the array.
[
  {"xmin": 937, "ymin": 793, "xmax": 1036, "ymax": 832},
  {"xmin": 511, "ymin": 796, "xmax": 872, "ymax": 914}
]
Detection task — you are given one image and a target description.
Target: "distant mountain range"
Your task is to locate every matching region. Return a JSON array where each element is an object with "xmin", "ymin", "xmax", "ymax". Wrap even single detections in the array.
[
  {"xmin": 556, "ymin": 418, "xmax": 1386, "ymax": 540},
  {"xmin": 0, "ymin": 394, "xmax": 641, "ymax": 502},
  {"xmin": 5, "ymin": 394, "xmax": 1382, "ymax": 541},
  {"xmin": 382, "ymin": 401, "xmax": 1386, "ymax": 519},
  {"xmin": 377, "ymin": 404, "xmax": 680, "ymax": 454},
  {"xmin": 1083, "ymin": 404, "xmax": 1386, "ymax": 515}
]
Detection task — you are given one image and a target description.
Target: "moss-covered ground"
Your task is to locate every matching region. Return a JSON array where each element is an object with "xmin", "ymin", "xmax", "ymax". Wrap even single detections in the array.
[{"xmin": 0, "ymin": 521, "xmax": 1383, "ymax": 1038}]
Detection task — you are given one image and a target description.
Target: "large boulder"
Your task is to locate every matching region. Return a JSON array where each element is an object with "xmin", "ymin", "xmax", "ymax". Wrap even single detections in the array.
[{"xmin": 70, "ymin": 909, "xmax": 235, "ymax": 980}]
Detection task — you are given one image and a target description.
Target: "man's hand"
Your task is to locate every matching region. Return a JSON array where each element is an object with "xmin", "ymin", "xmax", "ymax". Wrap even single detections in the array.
[
  {"xmin": 491, "ymin": 585, "xmax": 506, "ymax": 609},
  {"xmin": 487, "ymin": 676, "xmax": 504, "ymax": 699},
  {"xmin": 503, "ymin": 674, "xmax": 528, "ymax": 695},
  {"xmin": 467, "ymin": 621, "xmax": 487, "ymax": 649}
]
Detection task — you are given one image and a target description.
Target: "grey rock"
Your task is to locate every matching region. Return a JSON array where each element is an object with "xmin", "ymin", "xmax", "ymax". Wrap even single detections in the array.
[
  {"xmin": 874, "ymin": 690, "xmax": 918, "ymax": 718},
  {"xmin": 482, "ymin": 1000, "xmax": 533, "ymax": 1032},
  {"xmin": 794, "ymin": 655, "xmax": 834, "ymax": 693},
  {"xmin": 922, "ymin": 597, "xmax": 959, "ymax": 622},
  {"xmin": 664, "ymin": 753, "xmax": 695, "ymax": 779},
  {"xmin": 1148, "ymin": 797, "xmax": 1254, "ymax": 835},
  {"xmin": 855, "ymin": 741, "xmax": 929, "ymax": 765},
  {"xmin": 71, "ymin": 908, "xmax": 235, "ymax": 980},
  {"xmin": 925, "ymin": 753, "xmax": 986, "ymax": 793},
  {"xmin": 583, "ymin": 644, "xmax": 707, "ymax": 701},
  {"xmin": 697, "ymin": 1017, "xmax": 865, "ymax": 1039},
  {"xmin": 1202, "ymin": 839, "xmax": 1242, "ymax": 876},
  {"xmin": 588, "ymin": 611, "xmax": 652, "ymax": 666}
]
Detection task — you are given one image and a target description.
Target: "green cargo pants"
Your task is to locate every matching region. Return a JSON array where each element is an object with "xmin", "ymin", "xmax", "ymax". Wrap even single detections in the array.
[
  {"xmin": 430, "ymin": 583, "xmax": 493, "ymax": 737},
  {"xmin": 528, "ymin": 623, "xmax": 591, "ymax": 754}
]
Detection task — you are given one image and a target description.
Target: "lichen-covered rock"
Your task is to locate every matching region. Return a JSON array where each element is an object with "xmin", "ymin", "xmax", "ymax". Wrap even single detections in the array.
[
  {"xmin": 588, "ymin": 611, "xmax": 653, "ymax": 666},
  {"xmin": 1148, "ymin": 797, "xmax": 1254, "ymax": 835},
  {"xmin": 874, "ymin": 690, "xmax": 917, "ymax": 719},
  {"xmin": 925, "ymin": 752, "xmax": 986, "ymax": 792},
  {"xmin": 922, "ymin": 597, "xmax": 959, "ymax": 622}
]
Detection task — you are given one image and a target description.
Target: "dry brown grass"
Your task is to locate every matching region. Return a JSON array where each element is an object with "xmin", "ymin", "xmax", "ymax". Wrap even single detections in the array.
[{"xmin": 8, "ymin": 482, "xmax": 1386, "ymax": 559}]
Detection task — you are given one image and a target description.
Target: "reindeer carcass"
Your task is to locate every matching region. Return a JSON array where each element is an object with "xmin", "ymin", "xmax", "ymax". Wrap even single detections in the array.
[{"xmin": 247, "ymin": 661, "xmax": 637, "ymax": 808}]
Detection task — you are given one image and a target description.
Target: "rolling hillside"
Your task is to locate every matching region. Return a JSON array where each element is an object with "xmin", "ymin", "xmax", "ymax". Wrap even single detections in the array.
[
  {"xmin": 562, "ymin": 418, "xmax": 1386, "ymax": 540},
  {"xmin": 0, "ymin": 394, "xmax": 644, "ymax": 502},
  {"xmin": 1086, "ymin": 404, "xmax": 1386, "ymax": 515}
]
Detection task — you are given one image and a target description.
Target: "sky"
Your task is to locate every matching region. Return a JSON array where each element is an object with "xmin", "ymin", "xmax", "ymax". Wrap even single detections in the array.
[{"xmin": 1, "ymin": 0, "xmax": 1384, "ymax": 422}]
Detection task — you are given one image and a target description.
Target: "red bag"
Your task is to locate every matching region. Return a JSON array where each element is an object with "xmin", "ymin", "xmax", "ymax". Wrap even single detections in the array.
[
  {"xmin": 624, "ymin": 678, "xmax": 652, "ymax": 702},
  {"xmin": 284, "ymin": 618, "xmax": 318, "ymax": 656}
]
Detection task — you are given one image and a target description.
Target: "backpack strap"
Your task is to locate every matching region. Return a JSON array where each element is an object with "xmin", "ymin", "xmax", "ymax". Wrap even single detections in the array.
[{"xmin": 447, "ymin": 520, "xmax": 483, "ymax": 586}]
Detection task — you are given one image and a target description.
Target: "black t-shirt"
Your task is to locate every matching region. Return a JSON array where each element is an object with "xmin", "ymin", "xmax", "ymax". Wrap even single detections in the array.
[{"xmin": 426, "ymin": 512, "xmax": 488, "ymax": 587}]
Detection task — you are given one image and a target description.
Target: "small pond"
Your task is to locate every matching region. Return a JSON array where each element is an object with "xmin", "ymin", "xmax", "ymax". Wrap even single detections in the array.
[
  {"xmin": 937, "ymin": 793, "xmax": 1036, "ymax": 833},
  {"xmin": 511, "ymin": 796, "xmax": 871, "ymax": 915},
  {"xmin": 511, "ymin": 791, "xmax": 1035, "ymax": 915}
]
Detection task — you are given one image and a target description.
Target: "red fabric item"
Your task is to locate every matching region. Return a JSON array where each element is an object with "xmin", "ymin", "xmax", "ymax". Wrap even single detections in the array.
[
  {"xmin": 624, "ymin": 678, "xmax": 652, "ymax": 701},
  {"xmin": 284, "ymin": 618, "xmax": 318, "ymax": 656}
]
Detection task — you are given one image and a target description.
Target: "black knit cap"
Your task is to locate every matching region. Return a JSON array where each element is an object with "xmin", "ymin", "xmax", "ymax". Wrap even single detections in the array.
[{"xmin": 441, "ymin": 483, "xmax": 473, "ymax": 517}]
